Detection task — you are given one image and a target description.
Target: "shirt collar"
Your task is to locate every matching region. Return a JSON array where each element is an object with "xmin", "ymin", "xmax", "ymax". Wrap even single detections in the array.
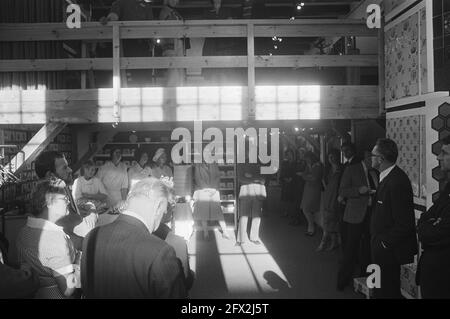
[
  {"xmin": 121, "ymin": 210, "xmax": 150, "ymax": 232},
  {"xmin": 27, "ymin": 216, "xmax": 65, "ymax": 233},
  {"xmin": 379, "ymin": 164, "xmax": 396, "ymax": 183}
]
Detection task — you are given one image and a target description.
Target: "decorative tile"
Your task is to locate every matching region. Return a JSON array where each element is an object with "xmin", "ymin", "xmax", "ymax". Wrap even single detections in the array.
[
  {"xmin": 385, "ymin": 13, "xmax": 420, "ymax": 102},
  {"xmin": 387, "ymin": 116, "xmax": 422, "ymax": 196},
  {"xmin": 383, "ymin": 0, "xmax": 409, "ymax": 14},
  {"xmin": 420, "ymin": 8, "xmax": 428, "ymax": 94}
]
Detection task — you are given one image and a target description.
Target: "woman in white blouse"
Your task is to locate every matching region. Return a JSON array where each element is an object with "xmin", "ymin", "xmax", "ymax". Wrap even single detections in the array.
[
  {"xmin": 151, "ymin": 148, "xmax": 173, "ymax": 179},
  {"xmin": 128, "ymin": 149, "xmax": 152, "ymax": 189},
  {"xmin": 96, "ymin": 148, "xmax": 129, "ymax": 207}
]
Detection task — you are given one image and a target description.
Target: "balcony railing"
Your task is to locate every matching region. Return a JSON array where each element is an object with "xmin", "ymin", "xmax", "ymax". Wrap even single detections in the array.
[{"xmin": 0, "ymin": 19, "xmax": 382, "ymax": 124}]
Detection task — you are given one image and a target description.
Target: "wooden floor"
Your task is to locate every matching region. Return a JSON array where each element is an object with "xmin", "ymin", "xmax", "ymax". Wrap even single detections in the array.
[{"xmin": 187, "ymin": 210, "xmax": 363, "ymax": 299}]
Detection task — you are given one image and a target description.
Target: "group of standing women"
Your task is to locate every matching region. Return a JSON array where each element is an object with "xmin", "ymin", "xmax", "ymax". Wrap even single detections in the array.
[
  {"xmin": 279, "ymin": 147, "xmax": 344, "ymax": 252},
  {"xmin": 97, "ymin": 147, "xmax": 173, "ymax": 209}
]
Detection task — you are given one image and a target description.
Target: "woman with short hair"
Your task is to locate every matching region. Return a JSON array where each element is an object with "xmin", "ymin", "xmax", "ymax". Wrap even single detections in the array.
[
  {"xmin": 97, "ymin": 148, "xmax": 129, "ymax": 208},
  {"xmin": 16, "ymin": 178, "xmax": 81, "ymax": 299},
  {"xmin": 298, "ymin": 151, "xmax": 323, "ymax": 236}
]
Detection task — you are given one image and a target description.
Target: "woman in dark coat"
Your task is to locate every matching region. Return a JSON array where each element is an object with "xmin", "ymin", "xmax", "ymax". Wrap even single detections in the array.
[
  {"xmin": 297, "ymin": 151, "xmax": 323, "ymax": 236},
  {"xmin": 317, "ymin": 149, "xmax": 343, "ymax": 251},
  {"xmin": 279, "ymin": 149, "xmax": 297, "ymax": 219}
]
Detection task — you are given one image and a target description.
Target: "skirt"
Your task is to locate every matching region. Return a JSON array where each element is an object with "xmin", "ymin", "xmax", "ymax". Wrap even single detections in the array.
[{"xmin": 193, "ymin": 189, "xmax": 224, "ymax": 221}]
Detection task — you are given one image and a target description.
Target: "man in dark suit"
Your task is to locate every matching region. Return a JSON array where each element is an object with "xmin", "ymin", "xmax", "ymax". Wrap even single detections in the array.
[
  {"xmin": 370, "ymin": 138, "xmax": 418, "ymax": 299},
  {"xmin": 416, "ymin": 136, "xmax": 450, "ymax": 298},
  {"xmin": 337, "ymin": 143, "xmax": 376, "ymax": 290},
  {"xmin": 81, "ymin": 178, "xmax": 187, "ymax": 298}
]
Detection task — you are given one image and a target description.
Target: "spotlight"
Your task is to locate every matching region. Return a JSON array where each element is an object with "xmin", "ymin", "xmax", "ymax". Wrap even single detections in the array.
[
  {"xmin": 295, "ymin": 127, "xmax": 299, "ymax": 132},
  {"xmin": 156, "ymin": 38, "xmax": 161, "ymax": 44}
]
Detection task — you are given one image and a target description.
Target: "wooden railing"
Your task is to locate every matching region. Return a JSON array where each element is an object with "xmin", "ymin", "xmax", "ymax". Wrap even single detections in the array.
[{"xmin": 0, "ymin": 19, "xmax": 381, "ymax": 123}]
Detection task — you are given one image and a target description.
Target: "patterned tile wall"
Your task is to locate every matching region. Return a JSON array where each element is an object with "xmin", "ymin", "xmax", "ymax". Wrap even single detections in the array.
[
  {"xmin": 385, "ymin": 13, "xmax": 420, "ymax": 102},
  {"xmin": 385, "ymin": 7, "xmax": 430, "ymax": 103},
  {"xmin": 383, "ymin": 0, "xmax": 409, "ymax": 14},
  {"xmin": 386, "ymin": 115, "xmax": 425, "ymax": 198},
  {"xmin": 420, "ymin": 8, "xmax": 429, "ymax": 94}
]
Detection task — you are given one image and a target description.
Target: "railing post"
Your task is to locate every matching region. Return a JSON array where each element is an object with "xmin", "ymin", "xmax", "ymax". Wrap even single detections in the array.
[
  {"xmin": 247, "ymin": 22, "xmax": 256, "ymax": 121},
  {"xmin": 378, "ymin": 15, "xmax": 385, "ymax": 116},
  {"xmin": 81, "ymin": 42, "xmax": 87, "ymax": 89},
  {"xmin": 112, "ymin": 24, "xmax": 121, "ymax": 124}
]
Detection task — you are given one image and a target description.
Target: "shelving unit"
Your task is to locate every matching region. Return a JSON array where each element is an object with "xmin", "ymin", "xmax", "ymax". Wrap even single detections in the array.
[
  {"xmin": 218, "ymin": 162, "xmax": 238, "ymax": 229},
  {"xmin": 0, "ymin": 126, "xmax": 74, "ymax": 213}
]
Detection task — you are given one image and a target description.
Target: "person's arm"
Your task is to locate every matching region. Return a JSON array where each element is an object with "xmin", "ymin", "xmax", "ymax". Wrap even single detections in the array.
[
  {"xmin": 72, "ymin": 178, "xmax": 82, "ymax": 202},
  {"xmin": 48, "ymin": 241, "xmax": 80, "ymax": 298},
  {"xmin": 302, "ymin": 163, "xmax": 322, "ymax": 182},
  {"xmin": 120, "ymin": 168, "xmax": 129, "ymax": 200},
  {"xmin": 0, "ymin": 263, "xmax": 39, "ymax": 298},
  {"xmin": 149, "ymin": 246, "xmax": 187, "ymax": 299},
  {"xmin": 417, "ymin": 204, "xmax": 450, "ymax": 246},
  {"xmin": 378, "ymin": 180, "xmax": 417, "ymax": 248}
]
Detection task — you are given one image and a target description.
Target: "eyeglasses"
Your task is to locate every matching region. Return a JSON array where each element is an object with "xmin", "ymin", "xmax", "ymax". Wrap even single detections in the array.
[{"xmin": 56, "ymin": 196, "xmax": 70, "ymax": 205}]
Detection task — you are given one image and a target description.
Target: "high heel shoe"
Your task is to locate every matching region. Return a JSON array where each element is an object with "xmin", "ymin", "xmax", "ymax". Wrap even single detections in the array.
[
  {"xmin": 316, "ymin": 242, "xmax": 326, "ymax": 252},
  {"xmin": 305, "ymin": 229, "xmax": 315, "ymax": 237}
]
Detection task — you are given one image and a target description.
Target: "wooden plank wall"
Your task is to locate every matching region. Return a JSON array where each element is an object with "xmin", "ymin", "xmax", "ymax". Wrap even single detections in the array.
[{"xmin": 0, "ymin": 0, "xmax": 64, "ymax": 90}]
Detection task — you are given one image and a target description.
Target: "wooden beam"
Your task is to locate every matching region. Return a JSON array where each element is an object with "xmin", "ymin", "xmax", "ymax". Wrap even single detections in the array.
[
  {"xmin": 80, "ymin": 42, "xmax": 87, "ymax": 89},
  {"xmin": 255, "ymin": 55, "xmax": 378, "ymax": 68},
  {"xmin": 0, "ymin": 85, "xmax": 380, "ymax": 124},
  {"xmin": 0, "ymin": 55, "xmax": 377, "ymax": 72},
  {"xmin": 247, "ymin": 23, "xmax": 255, "ymax": 120},
  {"xmin": 254, "ymin": 25, "xmax": 377, "ymax": 37},
  {"xmin": 0, "ymin": 19, "xmax": 376, "ymax": 42},
  {"xmin": 378, "ymin": 14, "xmax": 385, "ymax": 115},
  {"xmin": 8, "ymin": 122, "xmax": 67, "ymax": 174},
  {"xmin": 112, "ymin": 25, "xmax": 120, "ymax": 124}
]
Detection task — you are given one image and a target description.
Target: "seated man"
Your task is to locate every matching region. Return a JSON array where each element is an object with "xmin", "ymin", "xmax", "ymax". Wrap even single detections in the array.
[
  {"xmin": 81, "ymin": 178, "xmax": 187, "ymax": 298},
  {"xmin": 16, "ymin": 178, "xmax": 81, "ymax": 299},
  {"xmin": 35, "ymin": 151, "xmax": 98, "ymax": 250}
]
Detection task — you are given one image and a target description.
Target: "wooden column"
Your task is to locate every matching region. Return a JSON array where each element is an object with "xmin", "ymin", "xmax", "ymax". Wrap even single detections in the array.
[
  {"xmin": 112, "ymin": 24, "xmax": 121, "ymax": 124},
  {"xmin": 71, "ymin": 129, "xmax": 116, "ymax": 173},
  {"xmin": 81, "ymin": 42, "xmax": 87, "ymax": 89},
  {"xmin": 247, "ymin": 22, "xmax": 255, "ymax": 120},
  {"xmin": 378, "ymin": 15, "xmax": 385, "ymax": 116}
]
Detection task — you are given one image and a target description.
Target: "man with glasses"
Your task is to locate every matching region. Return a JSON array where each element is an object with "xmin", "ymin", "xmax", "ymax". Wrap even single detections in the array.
[
  {"xmin": 370, "ymin": 138, "xmax": 417, "ymax": 299},
  {"xmin": 16, "ymin": 178, "xmax": 81, "ymax": 298},
  {"xmin": 34, "ymin": 151, "xmax": 98, "ymax": 250}
]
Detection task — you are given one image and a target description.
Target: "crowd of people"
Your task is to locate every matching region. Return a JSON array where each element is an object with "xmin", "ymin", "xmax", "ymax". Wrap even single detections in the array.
[
  {"xmin": 1, "ymin": 136, "xmax": 450, "ymax": 299},
  {"xmin": 278, "ymin": 138, "xmax": 450, "ymax": 299},
  {"xmin": 0, "ymin": 142, "xmax": 268, "ymax": 298}
]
